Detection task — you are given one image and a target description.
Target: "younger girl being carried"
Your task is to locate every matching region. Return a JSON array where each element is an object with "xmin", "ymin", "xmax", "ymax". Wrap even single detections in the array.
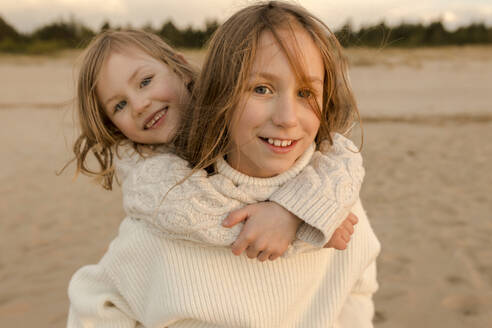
[
  {"xmin": 67, "ymin": 2, "xmax": 379, "ymax": 327},
  {"xmin": 70, "ymin": 30, "xmax": 358, "ymax": 257}
]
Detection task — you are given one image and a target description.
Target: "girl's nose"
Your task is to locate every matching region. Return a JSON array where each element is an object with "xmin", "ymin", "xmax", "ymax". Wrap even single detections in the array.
[
  {"xmin": 272, "ymin": 95, "xmax": 298, "ymax": 128},
  {"xmin": 131, "ymin": 97, "xmax": 151, "ymax": 117}
]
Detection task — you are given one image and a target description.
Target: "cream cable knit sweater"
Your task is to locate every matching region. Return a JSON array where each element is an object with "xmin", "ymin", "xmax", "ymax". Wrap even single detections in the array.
[
  {"xmin": 67, "ymin": 135, "xmax": 380, "ymax": 328},
  {"xmin": 119, "ymin": 134, "xmax": 364, "ymax": 250}
]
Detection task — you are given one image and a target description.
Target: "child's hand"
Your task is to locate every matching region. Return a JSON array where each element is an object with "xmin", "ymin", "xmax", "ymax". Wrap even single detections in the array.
[
  {"xmin": 222, "ymin": 202, "xmax": 302, "ymax": 262},
  {"xmin": 324, "ymin": 212, "xmax": 358, "ymax": 250}
]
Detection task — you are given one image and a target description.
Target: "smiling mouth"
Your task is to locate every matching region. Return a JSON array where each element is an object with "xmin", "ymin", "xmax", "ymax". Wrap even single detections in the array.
[
  {"xmin": 259, "ymin": 137, "xmax": 296, "ymax": 147},
  {"xmin": 144, "ymin": 106, "xmax": 168, "ymax": 130}
]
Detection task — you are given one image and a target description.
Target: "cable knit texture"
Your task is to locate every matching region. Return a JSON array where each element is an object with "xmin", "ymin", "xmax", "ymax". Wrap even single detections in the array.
[
  {"xmin": 118, "ymin": 134, "xmax": 364, "ymax": 251},
  {"xmin": 67, "ymin": 134, "xmax": 379, "ymax": 328}
]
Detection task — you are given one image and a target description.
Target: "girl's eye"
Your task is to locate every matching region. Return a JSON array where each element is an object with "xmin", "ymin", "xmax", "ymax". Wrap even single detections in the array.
[
  {"xmin": 253, "ymin": 85, "xmax": 272, "ymax": 95},
  {"xmin": 298, "ymin": 89, "xmax": 312, "ymax": 98},
  {"xmin": 140, "ymin": 76, "xmax": 153, "ymax": 88},
  {"xmin": 114, "ymin": 100, "xmax": 127, "ymax": 113}
]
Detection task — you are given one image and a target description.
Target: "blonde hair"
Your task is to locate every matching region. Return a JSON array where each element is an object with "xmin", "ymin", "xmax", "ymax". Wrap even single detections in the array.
[
  {"xmin": 64, "ymin": 29, "xmax": 197, "ymax": 190},
  {"xmin": 175, "ymin": 1, "xmax": 360, "ymax": 172}
]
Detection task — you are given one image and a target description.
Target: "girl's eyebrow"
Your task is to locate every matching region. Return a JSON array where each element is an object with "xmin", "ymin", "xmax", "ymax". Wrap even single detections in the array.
[
  {"xmin": 250, "ymin": 71, "xmax": 277, "ymax": 81},
  {"xmin": 128, "ymin": 65, "xmax": 148, "ymax": 84},
  {"xmin": 309, "ymin": 78, "xmax": 324, "ymax": 86},
  {"xmin": 104, "ymin": 94, "xmax": 120, "ymax": 107},
  {"xmin": 103, "ymin": 65, "xmax": 148, "ymax": 106},
  {"xmin": 104, "ymin": 94, "xmax": 121, "ymax": 107}
]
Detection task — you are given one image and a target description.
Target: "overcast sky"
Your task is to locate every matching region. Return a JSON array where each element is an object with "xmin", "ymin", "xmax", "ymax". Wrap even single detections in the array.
[{"xmin": 2, "ymin": 0, "xmax": 492, "ymax": 33}]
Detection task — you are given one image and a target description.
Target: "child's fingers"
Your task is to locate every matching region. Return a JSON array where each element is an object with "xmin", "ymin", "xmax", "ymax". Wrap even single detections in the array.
[
  {"xmin": 245, "ymin": 238, "xmax": 271, "ymax": 260},
  {"xmin": 231, "ymin": 240, "xmax": 248, "ymax": 256},
  {"xmin": 342, "ymin": 219, "xmax": 355, "ymax": 235},
  {"xmin": 245, "ymin": 244, "xmax": 263, "ymax": 259},
  {"xmin": 257, "ymin": 250, "xmax": 271, "ymax": 262},
  {"xmin": 324, "ymin": 230, "xmax": 347, "ymax": 250},
  {"xmin": 339, "ymin": 228, "xmax": 351, "ymax": 243},
  {"xmin": 231, "ymin": 230, "xmax": 253, "ymax": 255},
  {"xmin": 330, "ymin": 236, "xmax": 348, "ymax": 250},
  {"xmin": 347, "ymin": 212, "xmax": 359, "ymax": 225},
  {"xmin": 263, "ymin": 244, "xmax": 287, "ymax": 262},
  {"xmin": 334, "ymin": 239, "xmax": 348, "ymax": 250},
  {"xmin": 223, "ymin": 207, "xmax": 250, "ymax": 227}
]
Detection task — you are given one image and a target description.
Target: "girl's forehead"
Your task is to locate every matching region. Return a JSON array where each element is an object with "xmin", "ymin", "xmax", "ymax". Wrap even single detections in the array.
[
  {"xmin": 98, "ymin": 47, "xmax": 164, "ymax": 85},
  {"xmin": 257, "ymin": 26, "xmax": 318, "ymax": 58},
  {"xmin": 252, "ymin": 26, "xmax": 324, "ymax": 79},
  {"xmin": 108, "ymin": 46, "xmax": 155, "ymax": 63}
]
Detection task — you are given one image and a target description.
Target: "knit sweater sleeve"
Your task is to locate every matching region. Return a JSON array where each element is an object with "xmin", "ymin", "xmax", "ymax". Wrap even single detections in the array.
[
  {"xmin": 269, "ymin": 133, "xmax": 364, "ymax": 247},
  {"xmin": 67, "ymin": 264, "xmax": 138, "ymax": 328},
  {"xmin": 119, "ymin": 151, "xmax": 243, "ymax": 247},
  {"xmin": 116, "ymin": 149, "xmax": 318, "ymax": 254},
  {"xmin": 67, "ymin": 218, "xmax": 141, "ymax": 327}
]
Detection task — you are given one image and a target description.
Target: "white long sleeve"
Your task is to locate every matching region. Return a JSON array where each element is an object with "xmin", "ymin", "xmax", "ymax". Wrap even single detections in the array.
[{"xmin": 67, "ymin": 263, "xmax": 137, "ymax": 328}]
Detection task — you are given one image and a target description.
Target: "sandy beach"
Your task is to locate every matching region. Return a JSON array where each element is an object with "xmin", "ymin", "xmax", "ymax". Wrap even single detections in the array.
[{"xmin": 1, "ymin": 46, "xmax": 491, "ymax": 327}]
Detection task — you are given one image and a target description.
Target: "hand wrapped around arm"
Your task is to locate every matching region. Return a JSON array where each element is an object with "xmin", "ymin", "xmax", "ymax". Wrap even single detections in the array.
[{"xmin": 269, "ymin": 133, "xmax": 365, "ymax": 247}]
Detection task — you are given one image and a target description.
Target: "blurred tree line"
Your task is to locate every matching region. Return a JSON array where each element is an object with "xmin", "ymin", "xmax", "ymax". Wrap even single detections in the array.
[
  {"xmin": 335, "ymin": 20, "xmax": 492, "ymax": 47},
  {"xmin": 1, "ymin": 14, "xmax": 491, "ymax": 54}
]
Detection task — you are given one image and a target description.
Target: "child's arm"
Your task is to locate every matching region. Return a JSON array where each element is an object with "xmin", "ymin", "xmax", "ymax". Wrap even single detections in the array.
[
  {"xmin": 222, "ymin": 204, "xmax": 358, "ymax": 260},
  {"xmin": 117, "ymin": 151, "xmax": 244, "ymax": 247},
  {"xmin": 116, "ymin": 136, "xmax": 361, "ymax": 257},
  {"xmin": 269, "ymin": 133, "xmax": 364, "ymax": 247},
  {"xmin": 325, "ymin": 212, "xmax": 358, "ymax": 250},
  {"xmin": 222, "ymin": 133, "xmax": 363, "ymax": 259}
]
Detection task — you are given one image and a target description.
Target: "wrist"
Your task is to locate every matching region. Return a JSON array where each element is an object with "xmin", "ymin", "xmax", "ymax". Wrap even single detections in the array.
[{"xmin": 292, "ymin": 213, "xmax": 303, "ymax": 228}]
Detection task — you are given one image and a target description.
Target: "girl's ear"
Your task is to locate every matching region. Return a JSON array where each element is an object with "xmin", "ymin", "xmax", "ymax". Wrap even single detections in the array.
[{"xmin": 175, "ymin": 53, "xmax": 188, "ymax": 65}]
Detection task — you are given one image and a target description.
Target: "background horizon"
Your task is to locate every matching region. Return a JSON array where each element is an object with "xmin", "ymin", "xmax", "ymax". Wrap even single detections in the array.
[{"xmin": 2, "ymin": 0, "xmax": 492, "ymax": 33}]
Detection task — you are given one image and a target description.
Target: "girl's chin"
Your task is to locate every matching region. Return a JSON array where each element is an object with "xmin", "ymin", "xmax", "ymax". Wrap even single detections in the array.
[{"xmin": 152, "ymin": 127, "xmax": 176, "ymax": 144}]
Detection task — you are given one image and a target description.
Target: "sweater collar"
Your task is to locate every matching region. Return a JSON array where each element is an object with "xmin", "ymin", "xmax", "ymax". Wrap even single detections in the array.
[{"xmin": 215, "ymin": 143, "xmax": 315, "ymax": 187}]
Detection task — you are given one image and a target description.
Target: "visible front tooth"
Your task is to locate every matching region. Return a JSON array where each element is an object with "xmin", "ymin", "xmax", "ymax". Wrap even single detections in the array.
[
  {"xmin": 286, "ymin": 140, "xmax": 292, "ymax": 146},
  {"xmin": 146, "ymin": 110, "xmax": 165, "ymax": 128},
  {"xmin": 281, "ymin": 140, "xmax": 289, "ymax": 147},
  {"xmin": 274, "ymin": 139, "xmax": 281, "ymax": 146},
  {"xmin": 268, "ymin": 138, "xmax": 274, "ymax": 145}
]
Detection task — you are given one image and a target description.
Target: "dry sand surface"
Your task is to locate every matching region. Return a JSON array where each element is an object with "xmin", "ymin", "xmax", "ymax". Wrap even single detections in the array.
[{"xmin": 1, "ymin": 46, "xmax": 491, "ymax": 327}]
